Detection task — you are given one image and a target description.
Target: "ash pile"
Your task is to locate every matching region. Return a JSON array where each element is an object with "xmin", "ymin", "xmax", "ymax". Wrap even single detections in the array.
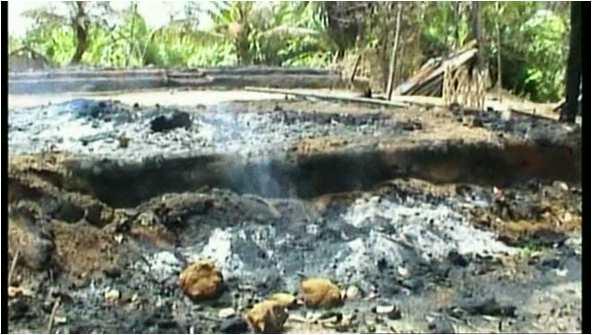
[{"xmin": 7, "ymin": 98, "xmax": 582, "ymax": 333}]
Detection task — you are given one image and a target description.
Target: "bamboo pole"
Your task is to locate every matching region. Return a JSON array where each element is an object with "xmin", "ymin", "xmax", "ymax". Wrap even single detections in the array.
[
  {"xmin": 244, "ymin": 87, "xmax": 410, "ymax": 108},
  {"xmin": 386, "ymin": 3, "xmax": 403, "ymax": 100}
]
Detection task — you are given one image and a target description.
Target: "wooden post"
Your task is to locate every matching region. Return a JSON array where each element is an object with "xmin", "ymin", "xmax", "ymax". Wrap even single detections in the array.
[
  {"xmin": 471, "ymin": 2, "xmax": 483, "ymax": 70},
  {"xmin": 8, "ymin": 251, "xmax": 20, "ymax": 286},
  {"xmin": 350, "ymin": 54, "xmax": 362, "ymax": 83},
  {"xmin": 560, "ymin": 1, "xmax": 582, "ymax": 123},
  {"xmin": 47, "ymin": 297, "xmax": 62, "ymax": 334},
  {"xmin": 386, "ymin": 3, "xmax": 403, "ymax": 100},
  {"xmin": 495, "ymin": 2, "xmax": 503, "ymax": 102}
]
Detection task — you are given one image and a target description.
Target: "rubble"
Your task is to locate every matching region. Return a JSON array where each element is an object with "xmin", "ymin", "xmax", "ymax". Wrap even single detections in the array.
[
  {"xmin": 343, "ymin": 285, "xmax": 363, "ymax": 301},
  {"xmin": 150, "ymin": 111, "xmax": 192, "ymax": 133},
  {"xmin": 220, "ymin": 316, "xmax": 250, "ymax": 334},
  {"xmin": 458, "ymin": 297, "xmax": 517, "ymax": 317},
  {"xmin": 397, "ymin": 41, "xmax": 478, "ymax": 97},
  {"xmin": 218, "ymin": 307, "xmax": 237, "ymax": 319},
  {"xmin": 104, "ymin": 289, "xmax": 121, "ymax": 303},
  {"xmin": 374, "ymin": 305, "xmax": 402, "ymax": 320},
  {"xmin": 6, "ymin": 97, "xmax": 582, "ymax": 333}
]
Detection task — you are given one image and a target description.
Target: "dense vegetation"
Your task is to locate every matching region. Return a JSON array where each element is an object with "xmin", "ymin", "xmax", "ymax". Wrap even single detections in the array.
[{"xmin": 9, "ymin": 1, "xmax": 571, "ymax": 102}]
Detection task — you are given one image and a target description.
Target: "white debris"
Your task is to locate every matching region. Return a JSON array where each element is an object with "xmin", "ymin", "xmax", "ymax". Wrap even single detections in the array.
[
  {"xmin": 138, "ymin": 251, "xmax": 182, "ymax": 283},
  {"xmin": 341, "ymin": 197, "xmax": 514, "ymax": 259}
]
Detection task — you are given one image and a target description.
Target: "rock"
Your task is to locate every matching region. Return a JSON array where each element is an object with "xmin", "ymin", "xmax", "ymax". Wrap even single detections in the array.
[
  {"xmin": 460, "ymin": 297, "xmax": 516, "ymax": 317},
  {"xmin": 399, "ymin": 278, "xmax": 424, "ymax": 292},
  {"xmin": 376, "ymin": 258, "xmax": 388, "ymax": 272},
  {"xmin": 299, "ymin": 277, "xmax": 342, "ymax": 308},
  {"xmin": 343, "ymin": 285, "xmax": 362, "ymax": 301},
  {"xmin": 245, "ymin": 300, "xmax": 289, "ymax": 333},
  {"xmin": 269, "ymin": 292, "xmax": 298, "ymax": 309},
  {"xmin": 471, "ymin": 117, "xmax": 483, "ymax": 128},
  {"xmin": 104, "ymin": 289, "xmax": 121, "ymax": 302},
  {"xmin": 220, "ymin": 316, "xmax": 250, "ymax": 334},
  {"xmin": 553, "ymin": 181, "xmax": 569, "ymax": 192},
  {"xmin": 374, "ymin": 305, "xmax": 402, "ymax": 320},
  {"xmin": 397, "ymin": 266, "xmax": 410, "ymax": 277},
  {"xmin": 150, "ymin": 111, "xmax": 191, "ymax": 132},
  {"xmin": 218, "ymin": 307, "xmax": 236, "ymax": 319},
  {"xmin": 428, "ymin": 316, "xmax": 455, "ymax": 333},
  {"xmin": 541, "ymin": 258, "xmax": 561, "ymax": 269},
  {"xmin": 8, "ymin": 286, "xmax": 23, "ymax": 298},
  {"xmin": 118, "ymin": 135, "xmax": 130, "ymax": 148},
  {"xmin": 501, "ymin": 109, "xmax": 512, "ymax": 121},
  {"xmin": 141, "ymin": 251, "xmax": 182, "ymax": 283},
  {"xmin": 447, "ymin": 251, "xmax": 468, "ymax": 267},
  {"xmin": 179, "ymin": 261, "xmax": 223, "ymax": 300},
  {"xmin": 138, "ymin": 211, "xmax": 159, "ymax": 226},
  {"xmin": 54, "ymin": 316, "xmax": 67, "ymax": 325}
]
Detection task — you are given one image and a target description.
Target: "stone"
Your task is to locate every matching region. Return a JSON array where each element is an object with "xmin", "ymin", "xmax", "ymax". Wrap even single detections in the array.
[
  {"xmin": 299, "ymin": 277, "xmax": 342, "ymax": 308},
  {"xmin": 245, "ymin": 300, "xmax": 289, "ymax": 333},
  {"xmin": 218, "ymin": 307, "xmax": 236, "ymax": 319},
  {"xmin": 54, "ymin": 316, "xmax": 67, "ymax": 325},
  {"xmin": 343, "ymin": 285, "xmax": 362, "ymax": 301},
  {"xmin": 428, "ymin": 316, "xmax": 455, "ymax": 333},
  {"xmin": 138, "ymin": 211, "xmax": 159, "ymax": 226},
  {"xmin": 8, "ymin": 286, "xmax": 23, "ymax": 298},
  {"xmin": 447, "ymin": 251, "xmax": 468, "ymax": 267},
  {"xmin": 220, "ymin": 316, "xmax": 249, "ymax": 334},
  {"xmin": 397, "ymin": 266, "xmax": 410, "ymax": 277},
  {"xmin": 461, "ymin": 297, "xmax": 516, "ymax": 317},
  {"xmin": 118, "ymin": 135, "xmax": 130, "ymax": 149},
  {"xmin": 501, "ymin": 109, "xmax": 512, "ymax": 121},
  {"xmin": 150, "ymin": 111, "xmax": 191, "ymax": 132},
  {"xmin": 179, "ymin": 261, "xmax": 223, "ymax": 300},
  {"xmin": 471, "ymin": 117, "xmax": 483, "ymax": 128},
  {"xmin": 374, "ymin": 305, "xmax": 402, "ymax": 320},
  {"xmin": 269, "ymin": 292, "xmax": 298, "ymax": 309},
  {"xmin": 553, "ymin": 181, "xmax": 569, "ymax": 192},
  {"xmin": 104, "ymin": 289, "xmax": 121, "ymax": 302}
]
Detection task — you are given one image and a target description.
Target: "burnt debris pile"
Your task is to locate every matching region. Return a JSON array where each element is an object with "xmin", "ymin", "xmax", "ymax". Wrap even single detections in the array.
[{"xmin": 7, "ymin": 98, "xmax": 582, "ymax": 333}]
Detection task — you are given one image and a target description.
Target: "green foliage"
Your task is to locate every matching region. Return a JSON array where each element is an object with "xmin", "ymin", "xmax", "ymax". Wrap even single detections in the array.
[
  {"xmin": 205, "ymin": 1, "xmax": 333, "ymax": 67},
  {"xmin": 422, "ymin": 3, "xmax": 470, "ymax": 57},
  {"xmin": 520, "ymin": 10, "xmax": 568, "ymax": 101},
  {"xmin": 11, "ymin": 1, "xmax": 570, "ymax": 101},
  {"xmin": 22, "ymin": 24, "xmax": 76, "ymax": 66},
  {"xmin": 481, "ymin": 3, "xmax": 568, "ymax": 101}
]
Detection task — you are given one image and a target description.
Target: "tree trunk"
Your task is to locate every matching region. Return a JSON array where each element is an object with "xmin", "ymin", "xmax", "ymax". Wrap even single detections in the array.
[
  {"xmin": 70, "ymin": 2, "xmax": 88, "ymax": 65},
  {"xmin": 495, "ymin": 2, "xmax": 502, "ymax": 100},
  {"xmin": 560, "ymin": 2, "xmax": 582, "ymax": 123},
  {"xmin": 386, "ymin": 3, "xmax": 402, "ymax": 100},
  {"xmin": 396, "ymin": 39, "xmax": 406, "ymax": 85},
  {"xmin": 453, "ymin": 2, "xmax": 460, "ymax": 49},
  {"xmin": 471, "ymin": 2, "xmax": 483, "ymax": 70}
]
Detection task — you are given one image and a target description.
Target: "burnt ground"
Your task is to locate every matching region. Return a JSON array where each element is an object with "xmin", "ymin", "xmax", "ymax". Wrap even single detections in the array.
[{"xmin": 7, "ymin": 95, "xmax": 582, "ymax": 333}]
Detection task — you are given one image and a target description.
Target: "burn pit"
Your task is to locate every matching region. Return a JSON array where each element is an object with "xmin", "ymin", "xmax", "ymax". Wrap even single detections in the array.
[
  {"xmin": 9, "ymin": 99, "xmax": 580, "ymax": 208},
  {"xmin": 8, "ymin": 98, "xmax": 582, "ymax": 333}
]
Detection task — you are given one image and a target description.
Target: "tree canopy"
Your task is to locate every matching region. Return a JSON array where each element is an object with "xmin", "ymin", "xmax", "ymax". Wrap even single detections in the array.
[{"xmin": 9, "ymin": 1, "xmax": 572, "ymax": 102}]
